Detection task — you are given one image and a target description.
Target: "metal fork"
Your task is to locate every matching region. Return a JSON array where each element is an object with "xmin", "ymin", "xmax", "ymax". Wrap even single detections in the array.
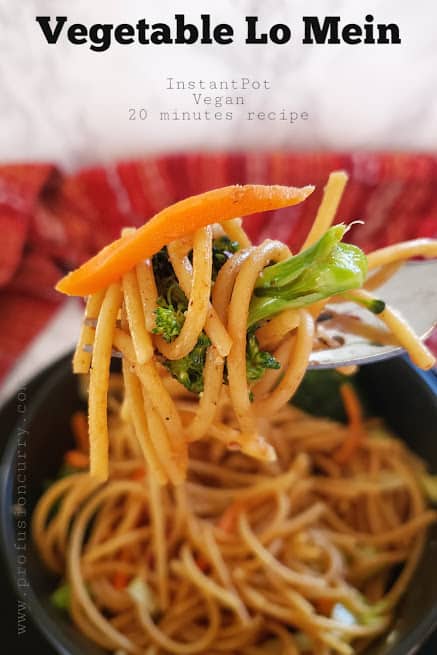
[
  {"xmin": 309, "ymin": 260, "xmax": 437, "ymax": 369},
  {"xmin": 83, "ymin": 260, "xmax": 437, "ymax": 370}
]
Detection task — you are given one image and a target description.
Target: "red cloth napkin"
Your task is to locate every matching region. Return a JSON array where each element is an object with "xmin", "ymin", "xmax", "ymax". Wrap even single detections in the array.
[{"xmin": 1, "ymin": 152, "xmax": 437, "ymax": 383}]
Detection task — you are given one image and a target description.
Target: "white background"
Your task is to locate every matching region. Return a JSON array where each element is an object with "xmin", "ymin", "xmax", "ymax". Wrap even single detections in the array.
[{"xmin": 1, "ymin": 0, "xmax": 436, "ymax": 167}]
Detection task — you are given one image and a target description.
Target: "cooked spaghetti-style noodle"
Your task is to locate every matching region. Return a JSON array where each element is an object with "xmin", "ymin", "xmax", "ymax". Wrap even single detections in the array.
[
  {"xmin": 33, "ymin": 389, "xmax": 437, "ymax": 654},
  {"xmin": 34, "ymin": 172, "xmax": 437, "ymax": 653},
  {"xmin": 64, "ymin": 171, "xmax": 437, "ymax": 481},
  {"xmin": 300, "ymin": 171, "xmax": 349, "ymax": 251},
  {"xmin": 69, "ymin": 185, "xmax": 435, "ymax": 484},
  {"xmin": 72, "ymin": 290, "xmax": 105, "ymax": 374},
  {"xmin": 88, "ymin": 283, "xmax": 123, "ymax": 481},
  {"xmin": 348, "ymin": 289, "xmax": 435, "ymax": 370}
]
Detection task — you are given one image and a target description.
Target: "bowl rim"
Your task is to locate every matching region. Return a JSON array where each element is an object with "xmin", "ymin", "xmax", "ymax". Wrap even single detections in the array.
[
  {"xmin": 0, "ymin": 354, "xmax": 95, "ymax": 655},
  {"xmin": 1, "ymin": 354, "xmax": 437, "ymax": 655}
]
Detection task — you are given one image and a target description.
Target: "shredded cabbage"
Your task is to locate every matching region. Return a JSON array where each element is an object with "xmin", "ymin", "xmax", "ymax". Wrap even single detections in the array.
[
  {"xmin": 331, "ymin": 602, "xmax": 357, "ymax": 626},
  {"xmin": 127, "ymin": 577, "xmax": 158, "ymax": 615},
  {"xmin": 421, "ymin": 473, "xmax": 437, "ymax": 503},
  {"xmin": 293, "ymin": 631, "xmax": 314, "ymax": 652},
  {"xmin": 258, "ymin": 638, "xmax": 282, "ymax": 654}
]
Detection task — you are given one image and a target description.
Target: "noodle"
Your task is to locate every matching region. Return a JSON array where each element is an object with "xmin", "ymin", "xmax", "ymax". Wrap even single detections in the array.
[
  {"xmin": 227, "ymin": 240, "xmax": 290, "ymax": 438},
  {"xmin": 33, "ymin": 393, "xmax": 437, "ymax": 654},
  {"xmin": 122, "ymin": 269, "xmax": 154, "ymax": 365},
  {"xmin": 72, "ymin": 290, "xmax": 105, "ymax": 374},
  {"xmin": 156, "ymin": 227, "xmax": 213, "ymax": 360},
  {"xmin": 88, "ymin": 283, "xmax": 123, "ymax": 481},
  {"xmin": 300, "ymin": 171, "xmax": 348, "ymax": 251},
  {"xmin": 33, "ymin": 172, "xmax": 437, "ymax": 653},
  {"xmin": 348, "ymin": 289, "xmax": 435, "ymax": 370},
  {"xmin": 166, "ymin": 231, "xmax": 233, "ymax": 358},
  {"xmin": 136, "ymin": 259, "xmax": 159, "ymax": 332},
  {"xmin": 253, "ymin": 310, "xmax": 314, "ymax": 417}
]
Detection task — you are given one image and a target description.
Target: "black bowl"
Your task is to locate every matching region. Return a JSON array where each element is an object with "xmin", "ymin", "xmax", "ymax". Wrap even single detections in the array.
[{"xmin": 1, "ymin": 354, "xmax": 437, "ymax": 655}]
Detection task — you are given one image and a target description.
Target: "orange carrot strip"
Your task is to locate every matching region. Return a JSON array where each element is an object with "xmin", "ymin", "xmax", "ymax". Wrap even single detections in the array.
[
  {"xmin": 334, "ymin": 384, "xmax": 364, "ymax": 465},
  {"xmin": 56, "ymin": 184, "xmax": 314, "ymax": 296},
  {"xmin": 216, "ymin": 500, "xmax": 245, "ymax": 534},
  {"xmin": 112, "ymin": 570, "xmax": 129, "ymax": 590},
  {"xmin": 130, "ymin": 467, "xmax": 146, "ymax": 481},
  {"xmin": 195, "ymin": 555, "xmax": 210, "ymax": 572},
  {"xmin": 64, "ymin": 450, "xmax": 90, "ymax": 469},
  {"xmin": 71, "ymin": 411, "xmax": 89, "ymax": 453},
  {"xmin": 314, "ymin": 598, "xmax": 335, "ymax": 616}
]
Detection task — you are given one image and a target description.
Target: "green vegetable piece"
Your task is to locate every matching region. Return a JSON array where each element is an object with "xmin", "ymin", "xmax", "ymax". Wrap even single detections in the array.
[
  {"xmin": 248, "ymin": 225, "xmax": 368, "ymax": 326},
  {"xmin": 212, "ymin": 235, "xmax": 239, "ymax": 278},
  {"xmin": 51, "ymin": 583, "xmax": 71, "ymax": 611},
  {"xmin": 421, "ymin": 473, "xmax": 437, "ymax": 503},
  {"xmin": 342, "ymin": 293, "xmax": 385, "ymax": 314},
  {"xmin": 152, "ymin": 247, "xmax": 179, "ymax": 297},
  {"xmin": 153, "ymin": 236, "xmax": 238, "ymax": 343},
  {"xmin": 360, "ymin": 599, "xmax": 388, "ymax": 625},
  {"xmin": 163, "ymin": 333, "xmax": 211, "ymax": 394},
  {"xmin": 153, "ymin": 296, "xmax": 186, "ymax": 343},
  {"xmin": 152, "ymin": 251, "xmax": 188, "ymax": 344},
  {"xmin": 152, "ymin": 228, "xmax": 368, "ymax": 396},
  {"xmin": 257, "ymin": 638, "xmax": 282, "ymax": 654},
  {"xmin": 246, "ymin": 331, "xmax": 280, "ymax": 382},
  {"xmin": 369, "ymin": 299, "xmax": 386, "ymax": 314},
  {"xmin": 293, "ymin": 631, "xmax": 314, "ymax": 651},
  {"xmin": 292, "ymin": 369, "xmax": 353, "ymax": 421}
]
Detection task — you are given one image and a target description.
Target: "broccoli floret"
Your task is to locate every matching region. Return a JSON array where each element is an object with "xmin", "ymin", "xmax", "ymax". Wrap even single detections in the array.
[
  {"xmin": 152, "ymin": 236, "xmax": 238, "ymax": 342},
  {"xmin": 152, "ymin": 248, "xmax": 187, "ymax": 343},
  {"xmin": 151, "ymin": 246, "xmax": 281, "ymax": 393},
  {"xmin": 152, "ymin": 239, "xmax": 241, "ymax": 392},
  {"xmin": 154, "ymin": 295, "xmax": 186, "ymax": 343},
  {"xmin": 292, "ymin": 369, "xmax": 358, "ymax": 421},
  {"xmin": 212, "ymin": 235, "xmax": 240, "ymax": 278},
  {"xmin": 152, "ymin": 247, "xmax": 178, "ymax": 297},
  {"xmin": 246, "ymin": 330, "xmax": 281, "ymax": 382},
  {"xmin": 248, "ymin": 225, "xmax": 368, "ymax": 326},
  {"xmin": 150, "ymin": 229, "xmax": 368, "ymax": 396},
  {"xmin": 163, "ymin": 333, "xmax": 211, "ymax": 394},
  {"xmin": 152, "ymin": 248, "xmax": 209, "ymax": 391},
  {"xmin": 152, "ymin": 249, "xmax": 189, "ymax": 345}
]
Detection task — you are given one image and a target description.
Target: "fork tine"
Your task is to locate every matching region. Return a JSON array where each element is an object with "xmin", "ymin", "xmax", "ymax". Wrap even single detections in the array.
[
  {"xmin": 82, "ymin": 318, "xmax": 124, "ymax": 358},
  {"xmin": 82, "ymin": 260, "xmax": 437, "ymax": 370},
  {"xmin": 82, "ymin": 344, "xmax": 123, "ymax": 358},
  {"xmin": 84, "ymin": 318, "xmax": 123, "ymax": 328}
]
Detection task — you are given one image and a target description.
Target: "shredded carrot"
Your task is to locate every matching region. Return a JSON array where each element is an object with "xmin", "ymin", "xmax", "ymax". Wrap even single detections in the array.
[
  {"xmin": 195, "ymin": 555, "xmax": 210, "ymax": 572},
  {"xmin": 130, "ymin": 467, "xmax": 146, "ymax": 481},
  {"xmin": 334, "ymin": 384, "xmax": 365, "ymax": 465},
  {"xmin": 112, "ymin": 570, "xmax": 129, "ymax": 590},
  {"xmin": 216, "ymin": 500, "xmax": 245, "ymax": 534},
  {"xmin": 64, "ymin": 449, "xmax": 90, "ymax": 469},
  {"xmin": 71, "ymin": 411, "xmax": 89, "ymax": 453},
  {"xmin": 147, "ymin": 552, "xmax": 155, "ymax": 569},
  {"xmin": 56, "ymin": 184, "xmax": 314, "ymax": 296},
  {"xmin": 314, "ymin": 598, "xmax": 335, "ymax": 616}
]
